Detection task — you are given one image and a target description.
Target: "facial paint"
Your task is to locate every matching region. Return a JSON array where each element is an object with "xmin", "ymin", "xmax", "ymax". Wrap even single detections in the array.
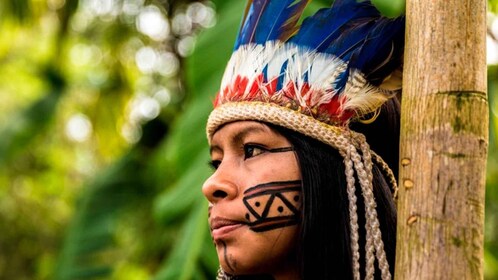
[
  {"xmin": 221, "ymin": 240, "xmax": 236, "ymax": 273},
  {"xmin": 267, "ymin": 146, "xmax": 294, "ymax": 153},
  {"xmin": 243, "ymin": 180, "xmax": 302, "ymax": 232}
]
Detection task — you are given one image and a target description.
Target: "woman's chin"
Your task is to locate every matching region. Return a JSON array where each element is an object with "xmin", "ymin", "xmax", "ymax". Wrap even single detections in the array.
[{"xmin": 216, "ymin": 249, "xmax": 254, "ymax": 276}]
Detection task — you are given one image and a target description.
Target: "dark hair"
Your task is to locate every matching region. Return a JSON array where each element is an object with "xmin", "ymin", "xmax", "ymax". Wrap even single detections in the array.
[{"xmin": 272, "ymin": 98, "xmax": 399, "ymax": 279}]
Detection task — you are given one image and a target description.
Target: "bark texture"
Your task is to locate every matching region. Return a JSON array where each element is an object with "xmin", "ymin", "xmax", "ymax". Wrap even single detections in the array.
[{"xmin": 395, "ymin": 0, "xmax": 488, "ymax": 279}]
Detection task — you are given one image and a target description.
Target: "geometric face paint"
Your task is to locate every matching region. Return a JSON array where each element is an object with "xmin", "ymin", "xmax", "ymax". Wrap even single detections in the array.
[{"xmin": 243, "ymin": 180, "xmax": 302, "ymax": 232}]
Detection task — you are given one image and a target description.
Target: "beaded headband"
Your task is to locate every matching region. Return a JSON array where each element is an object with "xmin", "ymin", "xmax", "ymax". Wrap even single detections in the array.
[{"xmin": 206, "ymin": 1, "xmax": 404, "ymax": 279}]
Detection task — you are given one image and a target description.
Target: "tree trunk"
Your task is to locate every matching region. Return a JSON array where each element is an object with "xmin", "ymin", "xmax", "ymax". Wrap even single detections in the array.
[{"xmin": 395, "ymin": 1, "xmax": 488, "ymax": 279}]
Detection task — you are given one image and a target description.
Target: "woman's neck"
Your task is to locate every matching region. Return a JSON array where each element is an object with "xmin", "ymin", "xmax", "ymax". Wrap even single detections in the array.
[{"xmin": 271, "ymin": 262, "xmax": 300, "ymax": 280}]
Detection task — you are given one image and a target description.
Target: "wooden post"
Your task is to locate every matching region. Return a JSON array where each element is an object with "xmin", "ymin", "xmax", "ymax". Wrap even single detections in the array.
[{"xmin": 395, "ymin": 0, "xmax": 488, "ymax": 279}]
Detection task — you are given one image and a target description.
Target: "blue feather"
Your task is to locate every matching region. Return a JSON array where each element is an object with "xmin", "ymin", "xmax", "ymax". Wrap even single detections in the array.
[
  {"xmin": 235, "ymin": 0, "xmax": 309, "ymax": 49},
  {"xmin": 324, "ymin": 19, "xmax": 375, "ymax": 60},
  {"xmin": 235, "ymin": 0, "xmax": 269, "ymax": 49},
  {"xmin": 332, "ymin": 17, "xmax": 404, "ymax": 90},
  {"xmin": 347, "ymin": 17, "xmax": 404, "ymax": 84},
  {"xmin": 255, "ymin": 0, "xmax": 309, "ymax": 43},
  {"xmin": 289, "ymin": 0, "xmax": 378, "ymax": 52}
]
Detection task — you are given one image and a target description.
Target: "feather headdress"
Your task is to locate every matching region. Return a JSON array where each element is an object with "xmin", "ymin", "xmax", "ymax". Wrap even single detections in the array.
[
  {"xmin": 211, "ymin": 0, "xmax": 404, "ymax": 126},
  {"xmin": 208, "ymin": 1, "xmax": 404, "ymax": 280}
]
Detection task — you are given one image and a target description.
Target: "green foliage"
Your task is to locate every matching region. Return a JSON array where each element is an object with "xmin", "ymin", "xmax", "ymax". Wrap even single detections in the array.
[
  {"xmin": 153, "ymin": 201, "xmax": 209, "ymax": 280},
  {"xmin": 0, "ymin": 0, "xmax": 32, "ymax": 23},
  {"xmin": 371, "ymin": 0, "xmax": 405, "ymax": 18},
  {"xmin": 55, "ymin": 148, "xmax": 156, "ymax": 279},
  {"xmin": 491, "ymin": 0, "xmax": 498, "ymax": 14},
  {"xmin": 153, "ymin": 150, "xmax": 211, "ymax": 224},
  {"xmin": 0, "ymin": 87, "xmax": 62, "ymax": 166}
]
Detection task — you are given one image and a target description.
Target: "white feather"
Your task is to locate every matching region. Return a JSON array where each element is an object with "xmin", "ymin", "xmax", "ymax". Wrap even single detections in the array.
[
  {"xmin": 219, "ymin": 41, "xmax": 394, "ymax": 119},
  {"xmin": 342, "ymin": 70, "xmax": 393, "ymax": 115},
  {"xmin": 266, "ymin": 43, "xmax": 297, "ymax": 78}
]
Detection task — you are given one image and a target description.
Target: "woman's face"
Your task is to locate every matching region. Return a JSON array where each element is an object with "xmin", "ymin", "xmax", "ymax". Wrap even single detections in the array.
[{"xmin": 203, "ymin": 121, "xmax": 302, "ymax": 277}]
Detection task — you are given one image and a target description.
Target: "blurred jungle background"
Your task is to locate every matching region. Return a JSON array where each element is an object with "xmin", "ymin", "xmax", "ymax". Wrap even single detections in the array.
[{"xmin": 0, "ymin": 0, "xmax": 496, "ymax": 279}]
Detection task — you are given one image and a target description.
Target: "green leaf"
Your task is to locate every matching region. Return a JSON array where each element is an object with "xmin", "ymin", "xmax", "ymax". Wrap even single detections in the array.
[
  {"xmin": 199, "ymin": 231, "xmax": 219, "ymax": 274},
  {"xmin": 153, "ymin": 200, "xmax": 209, "ymax": 280},
  {"xmin": 149, "ymin": 96, "xmax": 213, "ymax": 179},
  {"xmin": 153, "ymin": 149, "xmax": 211, "ymax": 225},
  {"xmin": 54, "ymin": 151, "xmax": 151, "ymax": 280},
  {"xmin": 371, "ymin": 0, "xmax": 405, "ymax": 18}
]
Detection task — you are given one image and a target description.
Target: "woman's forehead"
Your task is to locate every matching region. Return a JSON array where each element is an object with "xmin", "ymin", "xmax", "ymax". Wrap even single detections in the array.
[
  {"xmin": 211, "ymin": 121, "xmax": 272, "ymax": 141},
  {"xmin": 209, "ymin": 121, "xmax": 289, "ymax": 152}
]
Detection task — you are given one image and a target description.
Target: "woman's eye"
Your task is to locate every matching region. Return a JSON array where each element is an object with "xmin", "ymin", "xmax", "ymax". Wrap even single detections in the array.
[
  {"xmin": 209, "ymin": 160, "xmax": 221, "ymax": 170},
  {"xmin": 244, "ymin": 144, "xmax": 266, "ymax": 159}
]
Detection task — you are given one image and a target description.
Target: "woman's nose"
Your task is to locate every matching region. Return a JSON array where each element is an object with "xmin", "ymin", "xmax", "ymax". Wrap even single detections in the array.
[{"xmin": 202, "ymin": 162, "xmax": 239, "ymax": 203}]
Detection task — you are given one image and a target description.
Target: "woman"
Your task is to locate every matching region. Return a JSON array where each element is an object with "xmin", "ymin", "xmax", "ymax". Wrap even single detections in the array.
[{"xmin": 202, "ymin": 0, "xmax": 404, "ymax": 279}]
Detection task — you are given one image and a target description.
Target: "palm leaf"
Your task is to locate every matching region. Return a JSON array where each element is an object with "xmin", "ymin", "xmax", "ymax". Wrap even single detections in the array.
[
  {"xmin": 55, "ymin": 151, "xmax": 146, "ymax": 280},
  {"xmin": 152, "ymin": 199, "xmax": 209, "ymax": 280}
]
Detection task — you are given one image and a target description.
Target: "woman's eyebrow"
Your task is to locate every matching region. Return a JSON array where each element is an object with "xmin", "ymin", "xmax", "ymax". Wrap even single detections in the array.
[
  {"xmin": 232, "ymin": 125, "xmax": 267, "ymax": 145},
  {"xmin": 209, "ymin": 125, "xmax": 269, "ymax": 155}
]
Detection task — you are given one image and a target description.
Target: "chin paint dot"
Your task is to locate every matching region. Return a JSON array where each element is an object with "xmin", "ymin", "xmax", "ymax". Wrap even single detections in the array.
[
  {"xmin": 278, "ymin": 206, "xmax": 284, "ymax": 213},
  {"xmin": 294, "ymin": 195, "xmax": 300, "ymax": 202},
  {"xmin": 245, "ymin": 213, "xmax": 250, "ymax": 220},
  {"xmin": 255, "ymin": 201, "xmax": 260, "ymax": 207}
]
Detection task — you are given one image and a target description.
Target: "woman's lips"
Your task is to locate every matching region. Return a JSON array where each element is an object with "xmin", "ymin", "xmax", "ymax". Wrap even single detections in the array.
[{"xmin": 210, "ymin": 217, "xmax": 245, "ymax": 240}]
